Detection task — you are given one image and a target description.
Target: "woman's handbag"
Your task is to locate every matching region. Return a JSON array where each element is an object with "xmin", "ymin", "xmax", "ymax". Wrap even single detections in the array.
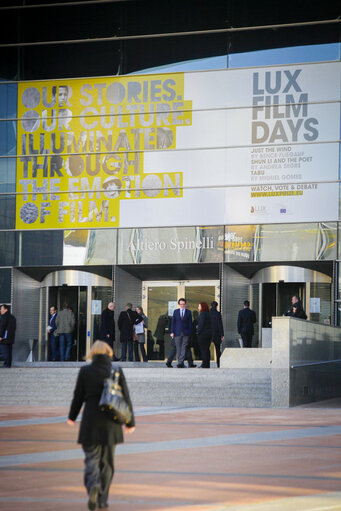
[{"xmin": 99, "ymin": 367, "xmax": 132, "ymax": 424}]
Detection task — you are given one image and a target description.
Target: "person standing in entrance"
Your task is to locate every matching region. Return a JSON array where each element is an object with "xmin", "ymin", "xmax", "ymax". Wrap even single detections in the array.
[
  {"xmin": 237, "ymin": 300, "xmax": 257, "ymax": 348},
  {"xmin": 170, "ymin": 298, "xmax": 192, "ymax": 368},
  {"xmin": 55, "ymin": 304, "xmax": 75, "ymax": 361},
  {"xmin": 99, "ymin": 302, "xmax": 116, "ymax": 351},
  {"xmin": 118, "ymin": 304, "xmax": 142, "ymax": 362},
  {"xmin": 134, "ymin": 306, "xmax": 148, "ymax": 362},
  {"xmin": 47, "ymin": 306, "xmax": 58, "ymax": 361},
  {"xmin": 197, "ymin": 302, "xmax": 212, "ymax": 368},
  {"xmin": 210, "ymin": 301, "xmax": 224, "ymax": 368},
  {"xmin": 0, "ymin": 304, "xmax": 16, "ymax": 368}
]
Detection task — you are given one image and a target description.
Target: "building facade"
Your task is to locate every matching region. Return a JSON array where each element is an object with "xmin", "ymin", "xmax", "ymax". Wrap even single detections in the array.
[{"xmin": 0, "ymin": 1, "xmax": 340, "ymax": 362}]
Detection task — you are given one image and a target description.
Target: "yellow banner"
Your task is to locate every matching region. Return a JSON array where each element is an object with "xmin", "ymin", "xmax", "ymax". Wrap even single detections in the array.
[{"xmin": 16, "ymin": 74, "xmax": 192, "ymax": 229}]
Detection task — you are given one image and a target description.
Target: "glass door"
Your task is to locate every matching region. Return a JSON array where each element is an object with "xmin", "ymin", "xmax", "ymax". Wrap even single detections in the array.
[{"xmin": 146, "ymin": 284, "xmax": 178, "ymax": 360}]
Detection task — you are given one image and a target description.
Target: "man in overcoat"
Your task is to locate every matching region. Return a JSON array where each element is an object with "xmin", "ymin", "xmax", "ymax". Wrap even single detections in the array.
[
  {"xmin": 118, "ymin": 303, "xmax": 142, "ymax": 361},
  {"xmin": 237, "ymin": 300, "xmax": 257, "ymax": 348},
  {"xmin": 210, "ymin": 301, "xmax": 224, "ymax": 368},
  {"xmin": 100, "ymin": 302, "xmax": 116, "ymax": 349},
  {"xmin": 0, "ymin": 304, "xmax": 16, "ymax": 368}
]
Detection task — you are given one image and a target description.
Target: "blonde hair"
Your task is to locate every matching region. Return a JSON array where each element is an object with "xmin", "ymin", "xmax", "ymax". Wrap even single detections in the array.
[{"xmin": 85, "ymin": 340, "xmax": 113, "ymax": 360}]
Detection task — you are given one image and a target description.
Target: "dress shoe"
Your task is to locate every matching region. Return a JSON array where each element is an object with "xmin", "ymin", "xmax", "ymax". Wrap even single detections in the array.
[
  {"xmin": 177, "ymin": 363, "xmax": 185, "ymax": 368},
  {"xmin": 188, "ymin": 364, "xmax": 197, "ymax": 368},
  {"xmin": 88, "ymin": 486, "xmax": 99, "ymax": 510},
  {"xmin": 166, "ymin": 362, "xmax": 172, "ymax": 368}
]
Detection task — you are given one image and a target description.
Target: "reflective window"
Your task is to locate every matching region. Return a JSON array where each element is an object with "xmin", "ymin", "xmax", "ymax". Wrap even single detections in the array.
[
  {"xmin": 0, "ymin": 268, "xmax": 11, "ymax": 303},
  {"xmin": 63, "ymin": 230, "xmax": 116, "ymax": 266},
  {"xmin": 228, "ymin": 43, "xmax": 341, "ymax": 68},
  {"xmin": 0, "ymin": 82, "xmax": 17, "ymax": 229},
  {"xmin": 118, "ymin": 226, "xmax": 223, "ymax": 264},
  {"xmin": 0, "ymin": 231, "xmax": 17, "ymax": 266},
  {"xmin": 21, "ymin": 231, "xmax": 63, "ymax": 266},
  {"xmin": 225, "ymin": 223, "xmax": 337, "ymax": 262}
]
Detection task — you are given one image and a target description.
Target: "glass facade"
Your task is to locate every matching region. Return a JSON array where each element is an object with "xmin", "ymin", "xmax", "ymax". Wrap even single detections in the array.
[{"xmin": 0, "ymin": 2, "xmax": 340, "ymax": 365}]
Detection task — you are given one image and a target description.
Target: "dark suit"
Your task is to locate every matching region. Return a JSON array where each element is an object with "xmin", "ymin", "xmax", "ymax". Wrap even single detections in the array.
[
  {"xmin": 197, "ymin": 310, "xmax": 212, "ymax": 368},
  {"xmin": 68, "ymin": 354, "xmax": 134, "ymax": 506},
  {"xmin": 0, "ymin": 311, "xmax": 16, "ymax": 368},
  {"xmin": 210, "ymin": 307, "xmax": 224, "ymax": 368},
  {"xmin": 237, "ymin": 307, "xmax": 257, "ymax": 348},
  {"xmin": 48, "ymin": 312, "xmax": 58, "ymax": 361},
  {"xmin": 171, "ymin": 308, "xmax": 192, "ymax": 366},
  {"xmin": 99, "ymin": 308, "xmax": 115, "ymax": 349},
  {"xmin": 118, "ymin": 309, "xmax": 142, "ymax": 361}
]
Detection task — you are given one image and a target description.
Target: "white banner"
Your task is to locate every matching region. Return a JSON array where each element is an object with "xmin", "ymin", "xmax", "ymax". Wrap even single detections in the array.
[{"xmin": 135, "ymin": 62, "xmax": 340, "ymax": 227}]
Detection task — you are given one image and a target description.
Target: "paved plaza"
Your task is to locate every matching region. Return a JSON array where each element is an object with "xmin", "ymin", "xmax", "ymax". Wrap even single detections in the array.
[{"xmin": 0, "ymin": 402, "xmax": 341, "ymax": 510}]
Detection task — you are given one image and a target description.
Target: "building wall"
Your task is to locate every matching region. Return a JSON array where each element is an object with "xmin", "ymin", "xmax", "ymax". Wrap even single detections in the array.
[
  {"xmin": 12, "ymin": 269, "xmax": 40, "ymax": 362},
  {"xmin": 223, "ymin": 265, "xmax": 250, "ymax": 344},
  {"xmin": 113, "ymin": 267, "xmax": 142, "ymax": 357}
]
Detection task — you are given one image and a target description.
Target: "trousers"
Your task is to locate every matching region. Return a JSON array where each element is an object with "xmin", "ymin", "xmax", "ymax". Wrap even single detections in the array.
[
  {"xmin": 167, "ymin": 337, "xmax": 193, "ymax": 366},
  {"xmin": 174, "ymin": 335, "xmax": 189, "ymax": 365},
  {"xmin": 121, "ymin": 339, "xmax": 133, "ymax": 361},
  {"xmin": 198, "ymin": 333, "xmax": 211, "ymax": 368},
  {"xmin": 241, "ymin": 332, "xmax": 253, "ymax": 348},
  {"xmin": 0, "ymin": 343, "xmax": 12, "ymax": 368},
  {"xmin": 59, "ymin": 333, "xmax": 72, "ymax": 361},
  {"xmin": 82, "ymin": 444, "xmax": 116, "ymax": 506}
]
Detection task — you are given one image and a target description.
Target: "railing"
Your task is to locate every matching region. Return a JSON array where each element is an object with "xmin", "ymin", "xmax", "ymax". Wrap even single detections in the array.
[{"xmin": 291, "ymin": 359, "xmax": 341, "ymax": 369}]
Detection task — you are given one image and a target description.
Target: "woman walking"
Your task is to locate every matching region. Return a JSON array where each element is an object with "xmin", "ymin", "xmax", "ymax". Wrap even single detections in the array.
[
  {"xmin": 197, "ymin": 302, "xmax": 212, "ymax": 368},
  {"xmin": 67, "ymin": 340, "xmax": 135, "ymax": 510},
  {"xmin": 134, "ymin": 306, "xmax": 148, "ymax": 362}
]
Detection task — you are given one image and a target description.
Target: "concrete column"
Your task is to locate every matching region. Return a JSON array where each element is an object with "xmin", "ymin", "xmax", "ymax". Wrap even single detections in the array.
[{"xmin": 271, "ymin": 316, "xmax": 291, "ymax": 407}]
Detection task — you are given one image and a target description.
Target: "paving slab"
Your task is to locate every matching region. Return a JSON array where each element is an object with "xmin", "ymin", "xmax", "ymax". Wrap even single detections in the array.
[{"xmin": 0, "ymin": 406, "xmax": 341, "ymax": 510}]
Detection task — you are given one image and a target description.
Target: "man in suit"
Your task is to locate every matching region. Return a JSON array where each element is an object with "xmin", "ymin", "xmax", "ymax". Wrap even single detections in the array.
[
  {"xmin": 170, "ymin": 298, "xmax": 192, "ymax": 368},
  {"xmin": 283, "ymin": 295, "xmax": 304, "ymax": 317},
  {"xmin": 237, "ymin": 300, "xmax": 257, "ymax": 348},
  {"xmin": 47, "ymin": 306, "xmax": 58, "ymax": 361},
  {"xmin": 0, "ymin": 304, "xmax": 16, "ymax": 368},
  {"xmin": 118, "ymin": 303, "xmax": 142, "ymax": 362}
]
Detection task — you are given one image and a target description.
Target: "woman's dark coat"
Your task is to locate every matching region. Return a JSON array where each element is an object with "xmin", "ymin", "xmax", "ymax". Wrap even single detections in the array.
[
  {"xmin": 197, "ymin": 310, "xmax": 212, "ymax": 337},
  {"xmin": 68, "ymin": 354, "xmax": 135, "ymax": 446}
]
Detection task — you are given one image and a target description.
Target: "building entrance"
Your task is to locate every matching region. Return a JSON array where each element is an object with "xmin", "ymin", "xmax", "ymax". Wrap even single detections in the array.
[
  {"xmin": 143, "ymin": 280, "xmax": 220, "ymax": 361},
  {"xmin": 251, "ymin": 265, "xmax": 332, "ymax": 347},
  {"xmin": 262, "ymin": 282, "xmax": 305, "ymax": 328},
  {"xmin": 41, "ymin": 270, "xmax": 112, "ymax": 361},
  {"xmin": 48, "ymin": 286, "xmax": 87, "ymax": 361}
]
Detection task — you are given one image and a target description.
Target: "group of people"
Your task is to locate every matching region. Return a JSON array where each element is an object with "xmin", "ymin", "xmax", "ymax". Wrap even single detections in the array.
[
  {"xmin": 46, "ymin": 299, "xmax": 258, "ymax": 367},
  {"xmin": 98, "ymin": 302, "xmax": 148, "ymax": 363},
  {"xmin": 97, "ymin": 299, "xmax": 226, "ymax": 368},
  {"xmin": 166, "ymin": 298, "xmax": 224, "ymax": 368}
]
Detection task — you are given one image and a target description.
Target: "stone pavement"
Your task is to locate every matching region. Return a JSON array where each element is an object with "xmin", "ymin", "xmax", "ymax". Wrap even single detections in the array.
[{"xmin": 0, "ymin": 402, "xmax": 341, "ymax": 510}]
